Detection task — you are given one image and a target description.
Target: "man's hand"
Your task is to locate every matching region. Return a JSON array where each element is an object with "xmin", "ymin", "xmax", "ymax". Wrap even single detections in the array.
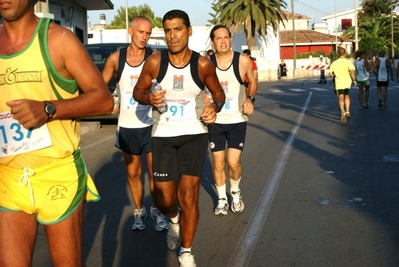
[
  {"xmin": 149, "ymin": 89, "xmax": 167, "ymax": 109},
  {"xmin": 242, "ymin": 98, "xmax": 254, "ymax": 116},
  {"xmin": 201, "ymin": 105, "xmax": 217, "ymax": 124},
  {"xmin": 7, "ymin": 100, "xmax": 48, "ymax": 129}
]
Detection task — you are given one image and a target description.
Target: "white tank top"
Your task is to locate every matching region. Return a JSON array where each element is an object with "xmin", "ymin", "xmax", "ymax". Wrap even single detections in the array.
[
  {"xmin": 355, "ymin": 59, "xmax": 369, "ymax": 81},
  {"xmin": 117, "ymin": 61, "xmax": 152, "ymax": 128},
  {"xmin": 377, "ymin": 57, "xmax": 388, "ymax": 82},
  {"xmin": 214, "ymin": 61, "xmax": 248, "ymax": 124},
  {"xmin": 152, "ymin": 62, "xmax": 207, "ymax": 137}
]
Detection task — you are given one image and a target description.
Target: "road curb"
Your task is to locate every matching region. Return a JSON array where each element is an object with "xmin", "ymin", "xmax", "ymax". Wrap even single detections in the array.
[{"xmin": 81, "ymin": 121, "xmax": 101, "ymax": 135}]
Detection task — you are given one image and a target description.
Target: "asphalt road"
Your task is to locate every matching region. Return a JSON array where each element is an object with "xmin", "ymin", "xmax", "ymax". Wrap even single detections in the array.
[{"xmin": 33, "ymin": 76, "xmax": 399, "ymax": 267}]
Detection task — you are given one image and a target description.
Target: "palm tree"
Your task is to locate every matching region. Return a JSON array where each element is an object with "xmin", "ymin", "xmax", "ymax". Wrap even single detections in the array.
[
  {"xmin": 211, "ymin": 0, "xmax": 287, "ymax": 49},
  {"xmin": 344, "ymin": 16, "xmax": 399, "ymax": 52}
]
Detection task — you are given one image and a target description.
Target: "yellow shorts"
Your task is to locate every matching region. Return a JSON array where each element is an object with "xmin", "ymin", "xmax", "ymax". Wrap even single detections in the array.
[{"xmin": 0, "ymin": 149, "xmax": 100, "ymax": 224}]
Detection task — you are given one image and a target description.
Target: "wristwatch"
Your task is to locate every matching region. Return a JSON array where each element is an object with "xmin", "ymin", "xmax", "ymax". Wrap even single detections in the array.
[
  {"xmin": 44, "ymin": 101, "xmax": 56, "ymax": 121},
  {"xmin": 247, "ymin": 95, "xmax": 255, "ymax": 103},
  {"xmin": 211, "ymin": 101, "xmax": 223, "ymax": 113}
]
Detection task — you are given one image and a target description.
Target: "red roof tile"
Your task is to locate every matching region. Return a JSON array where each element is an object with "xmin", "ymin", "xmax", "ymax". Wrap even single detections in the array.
[{"xmin": 280, "ymin": 30, "xmax": 353, "ymax": 45}]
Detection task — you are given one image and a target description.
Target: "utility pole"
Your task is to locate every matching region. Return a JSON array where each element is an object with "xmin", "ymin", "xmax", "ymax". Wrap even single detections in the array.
[
  {"xmin": 391, "ymin": 1, "xmax": 394, "ymax": 59},
  {"xmin": 125, "ymin": 0, "xmax": 129, "ymax": 42},
  {"xmin": 334, "ymin": 0, "xmax": 338, "ymax": 52},
  {"xmin": 354, "ymin": 0, "xmax": 358, "ymax": 51},
  {"xmin": 291, "ymin": 0, "xmax": 296, "ymax": 77}
]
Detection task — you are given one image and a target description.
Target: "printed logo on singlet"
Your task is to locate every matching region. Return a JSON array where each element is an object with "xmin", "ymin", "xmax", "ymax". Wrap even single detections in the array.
[
  {"xmin": 0, "ymin": 68, "xmax": 43, "ymax": 86},
  {"xmin": 173, "ymin": 75, "xmax": 184, "ymax": 91},
  {"xmin": 130, "ymin": 75, "xmax": 139, "ymax": 87},
  {"xmin": 221, "ymin": 81, "xmax": 229, "ymax": 93},
  {"xmin": 47, "ymin": 185, "xmax": 68, "ymax": 200}
]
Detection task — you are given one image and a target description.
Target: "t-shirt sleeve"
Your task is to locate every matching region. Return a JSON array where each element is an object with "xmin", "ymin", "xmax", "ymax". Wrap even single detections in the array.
[{"xmin": 252, "ymin": 60, "xmax": 258, "ymax": 71}]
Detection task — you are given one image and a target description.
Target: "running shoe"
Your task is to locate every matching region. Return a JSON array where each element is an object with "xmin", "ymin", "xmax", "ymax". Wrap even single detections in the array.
[
  {"xmin": 214, "ymin": 198, "xmax": 229, "ymax": 216},
  {"xmin": 231, "ymin": 191, "xmax": 245, "ymax": 213},
  {"xmin": 167, "ymin": 222, "xmax": 181, "ymax": 250},
  {"xmin": 340, "ymin": 112, "xmax": 346, "ymax": 124},
  {"xmin": 345, "ymin": 111, "xmax": 351, "ymax": 119},
  {"xmin": 382, "ymin": 104, "xmax": 387, "ymax": 109},
  {"xmin": 178, "ymin": 252, "xmax": 197, "ymax": 267},
  {"xmin": 378, "ymin": 99, "xmax": 382, "ymax": 108},
  {"xmin": 363, "ymin": 103, "xmax": 369, "ymax": 109},
  {"xmin": 360, "ymin": 105, "xmax": 364, "ymax": 110},
  {"xmin": 132, "ymin": 207, "xmax": 147, "ymax": 230},
  {"xmin": 150, "ymin": 207, "xmax": 169, "ymax": 231}
]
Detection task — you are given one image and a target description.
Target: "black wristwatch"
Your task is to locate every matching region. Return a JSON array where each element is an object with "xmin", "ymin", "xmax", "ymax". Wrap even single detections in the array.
[
  {"xmin": 211, "ymin": 101, "xmax": 223, "ymax": 113},
  {"xmin": 44, "ymin": 101, "xmax": 56, "ymax": 121},
  {"xmin": 247, "ymin": 95, "xmax": 255, "ymax": 103}
]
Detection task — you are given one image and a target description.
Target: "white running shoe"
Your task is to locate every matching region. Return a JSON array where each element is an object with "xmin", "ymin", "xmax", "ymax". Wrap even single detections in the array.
[
  {"xmin": 214, "ymin": 198, "xmax": 229, "ymax": 215},
  {"xmin": 167, "ymin": 222, "xmax": 181, "ymax": 250},
  {"xmin": 150, "ymin": 207, "xmax": 169, "ymax": 231},
  {"xmin": 231, "ymin": 191, "xmax": 244, "ymax": 213},
  {"xmin": 178, "ymin": 252, "xmax": 197, "ymax": 267},
  {"xmin": 132, "ymin": 207, "xmax": 147, "ymax": 230}
]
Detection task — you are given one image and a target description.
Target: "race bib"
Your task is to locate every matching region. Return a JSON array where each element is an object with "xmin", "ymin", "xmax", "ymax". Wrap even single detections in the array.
[
  {"xmin": 161, "ymin": 98, "xmax": 197, "ymax": 124},
  {"xmin": 122, "ymin": 90, "xmax": 148, "ymax": 111},
  {"xmin": 0, "ymin": 111, "xmax": 52, "ymax": 157},
  {"xmin": 219, "ymin": 96, "xmax": 237, "ymax": 115}
]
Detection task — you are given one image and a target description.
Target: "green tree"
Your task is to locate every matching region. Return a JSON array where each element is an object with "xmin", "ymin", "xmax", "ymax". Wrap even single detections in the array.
[
  {"xmin": 359, "ymin": 0, "xmax": 399, "ymax": 19},
  {"xmin": 107, "ymin": 4, "xmax": 162, "ymax": 29},
  {"xmin": 344, "ymin": 17, "xmax": 399, "ymax": 53},
  {"xmin": 211, "ymin": 0, "xmax": 287, "ymax": 49}
]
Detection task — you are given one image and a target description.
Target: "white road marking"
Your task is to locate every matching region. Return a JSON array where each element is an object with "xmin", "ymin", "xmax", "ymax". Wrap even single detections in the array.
[{"xmin": 228, "ymin": 92, "xmax": 312, "ymax": 267}]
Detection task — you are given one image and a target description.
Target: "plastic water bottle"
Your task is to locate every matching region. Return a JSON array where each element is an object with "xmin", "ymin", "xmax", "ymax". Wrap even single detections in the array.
[{"xmin": 151, "ymin": 79, "xmax": 168, "ymax": 114}]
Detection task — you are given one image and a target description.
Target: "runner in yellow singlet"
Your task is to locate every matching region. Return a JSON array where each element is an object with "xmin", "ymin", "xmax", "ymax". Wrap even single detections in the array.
[{"xmin": 0, "ymin": 1, "xmax": 114, "ymax": 266}]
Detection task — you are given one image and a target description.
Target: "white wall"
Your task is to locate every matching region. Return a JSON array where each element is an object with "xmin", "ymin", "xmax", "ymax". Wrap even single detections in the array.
[{"xmin": 37, "ymin": 0, "xmax": 89, "ymax": 43}]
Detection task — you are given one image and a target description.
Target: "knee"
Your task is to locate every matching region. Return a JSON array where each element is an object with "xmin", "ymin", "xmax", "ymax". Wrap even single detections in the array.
[
  {"xmin": 178, "ymin": 190, "xmax": 198, "ymax": 208},
  {"xmin": 227, "ymin": 159, "xmax": 241, "ymax": 170},
  {"xmin": 213, "ymin": 160, "xmax": 225, "ymax": 171}
]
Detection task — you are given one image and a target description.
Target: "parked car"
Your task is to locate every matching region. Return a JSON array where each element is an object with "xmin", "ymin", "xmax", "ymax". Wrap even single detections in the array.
[
  {"xmin": 84, "ymin": 43, "xmax": 167, "ymax": 93},
  {"xmin": 82, "ymin": 43, "xmax": 167, "ymax": 120}
]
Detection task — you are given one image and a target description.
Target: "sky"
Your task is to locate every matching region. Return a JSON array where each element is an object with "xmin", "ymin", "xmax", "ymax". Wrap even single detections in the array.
[{"xmin": 87, "ymin": 0, "xmax": 359, "ymax": 26}]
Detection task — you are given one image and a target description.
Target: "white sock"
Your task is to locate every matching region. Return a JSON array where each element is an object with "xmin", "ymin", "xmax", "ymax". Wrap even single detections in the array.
[
  {"xmin": 170, "ymin": 210, "xmax": 180, "ymax": 224},
  {"xmin": 179, "ymin": 246, "xmax": 191, "ymax": 255},
  {"xmin": 230, "ymin": 177, "xmax": 241, "ymax": 192},
  {"xmin": 216, "ymin": 184, "xmax": 227, "ymax": 200}
]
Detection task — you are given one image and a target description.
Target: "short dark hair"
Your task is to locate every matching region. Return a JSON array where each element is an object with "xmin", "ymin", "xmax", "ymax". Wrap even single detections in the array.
[
  {"xmin": 210, "ymin": 25, "xmax": 231, "ymax": 41},
  {"xmin": 243, "ymin": 49, "xmax": 251, "ymax": 56},
  {"xmin": 163, "ymin": 10, "xmax": 191, "ymax": 28}
]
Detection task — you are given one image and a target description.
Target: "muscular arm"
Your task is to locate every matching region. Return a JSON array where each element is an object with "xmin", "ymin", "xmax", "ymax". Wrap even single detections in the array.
[
  {"xmin": 133, "ymin": 54, "xmax": 165, "ymax": 108},
  {"xmin": 372, "ymin": 58, "xmax": 380, "ymax": 74},
  {"xmin": 102, "ymin": 51, "xmax": 119, "ymax": 85},
  {"xmin": 241, "ymin": 55, "xmax": 258, "ymax": 97},
  {"xmin": 7, "ymin": 23, "xmax": 113, "ymax": 129}
]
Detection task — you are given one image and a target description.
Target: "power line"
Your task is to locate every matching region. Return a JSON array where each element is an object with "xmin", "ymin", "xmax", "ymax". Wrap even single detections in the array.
[{"xmin": 295, "ymin": 0, "xmax": 330, "ymax": 16}]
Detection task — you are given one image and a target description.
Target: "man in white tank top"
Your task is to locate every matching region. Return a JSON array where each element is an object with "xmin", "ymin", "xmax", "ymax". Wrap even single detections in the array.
[
  {"xmin": 102, "ymin": 16, "xmax": 168, "ymax": 232},
  {"xmin": 355, "ymin": 50, "xmax": 371, "ymax": 109},
  {"xmin": 133, "ymin": 10, "xmax": 225, "ymax": 267},
  {"xmin": 372, "ymin": 49, "xmax": 393, "ymax": 109},
  {"xmin": 207, "ymin": 25, "xmax": 258, "ymax": 217}
]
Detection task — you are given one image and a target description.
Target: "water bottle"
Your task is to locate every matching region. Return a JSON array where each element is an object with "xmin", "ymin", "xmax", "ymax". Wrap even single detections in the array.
[{"xmin": 151, "ymin": 79, "xmax": 168, "ymax": 114}]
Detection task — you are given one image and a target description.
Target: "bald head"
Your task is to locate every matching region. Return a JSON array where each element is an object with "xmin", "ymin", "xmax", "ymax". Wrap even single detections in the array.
[{"xmin": 338, "ymin": 47, "xmax": 346, "ymax": 57}]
